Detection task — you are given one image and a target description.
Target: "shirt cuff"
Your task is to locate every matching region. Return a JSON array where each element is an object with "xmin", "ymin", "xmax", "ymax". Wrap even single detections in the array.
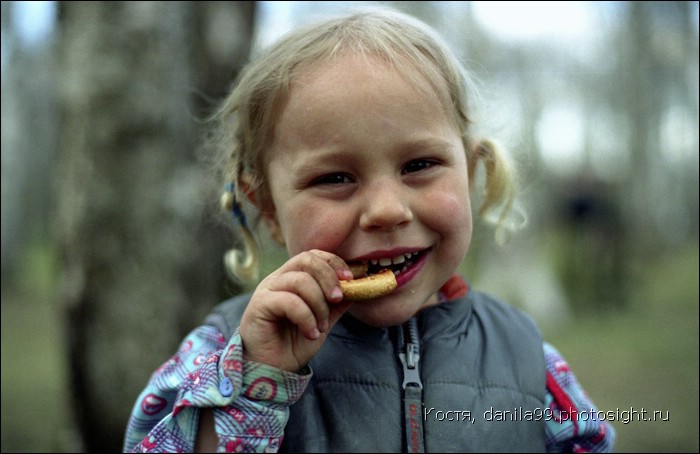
[{"xmin": 217, "ymin": 329, "xmax": 312, "ymax": 407}]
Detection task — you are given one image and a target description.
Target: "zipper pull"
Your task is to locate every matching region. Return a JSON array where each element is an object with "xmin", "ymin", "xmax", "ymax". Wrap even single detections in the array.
[
  {"xmin": 399, "ymin": 341, "xmax": 423, "ymax": 389},
  {"xmin": 399, "ymin": 317, "xmax": 423, "ymax": 389}
]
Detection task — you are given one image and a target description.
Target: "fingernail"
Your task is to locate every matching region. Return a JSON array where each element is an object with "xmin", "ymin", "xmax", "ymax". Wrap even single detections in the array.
[
  {"xmin": 320, "ymin": 319, "xmax": 329, "ymax": 332},
  {"xmin": 340, "ymin": 269, "xmax": 354, "ymax": 280},
  {"xmin": 331, "ymin": 286, "xmax": 343, "ymax": 300},
  {"xmin": 310, "ymin": 328, "xmax": 320, "ymax": 339}
]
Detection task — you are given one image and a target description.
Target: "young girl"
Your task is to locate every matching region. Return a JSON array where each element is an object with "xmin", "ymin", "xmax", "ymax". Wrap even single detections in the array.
[{"xmin": 124, "ymin": 9, "xmax": 615, "ymax": 453}]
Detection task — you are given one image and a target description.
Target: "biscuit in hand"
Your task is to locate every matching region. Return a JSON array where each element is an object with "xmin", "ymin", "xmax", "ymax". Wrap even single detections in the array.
[{"xmin": 339, "ymin": 269, "xmax": 397, "ymax": 301}]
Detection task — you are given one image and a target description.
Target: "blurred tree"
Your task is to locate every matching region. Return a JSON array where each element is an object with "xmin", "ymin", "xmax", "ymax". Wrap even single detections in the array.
[
  {"xmin": 1, "ymin": 1, "xmax": 59, "ymax": 285},
  {"xmin": 551, "ymin": 174, "xmax": 626, "ymax": 312},
  {"xmin": 53, "ymin": 2, "xmax": 255, "ymax": 451},
  {"xmin": 618, "ymin": 1, "xmax": 698, "ymax": 250}
]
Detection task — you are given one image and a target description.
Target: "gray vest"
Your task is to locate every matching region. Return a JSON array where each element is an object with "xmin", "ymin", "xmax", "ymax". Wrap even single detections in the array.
[{"xmin": 206, "ymin": 289, "xmax": 546, "ymax": 453}]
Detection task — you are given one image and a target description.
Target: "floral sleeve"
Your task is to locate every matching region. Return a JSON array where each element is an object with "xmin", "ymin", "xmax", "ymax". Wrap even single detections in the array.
[
  {"xmin": 123, "ymin": 325, "xmax": 311, "ymax": 453},
  {"xmin": 544, "ymin": 342, "xmax": 616, "ymax": 452}
]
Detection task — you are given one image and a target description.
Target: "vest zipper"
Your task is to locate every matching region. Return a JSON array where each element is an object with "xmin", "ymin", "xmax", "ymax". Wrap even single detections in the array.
[{"xmin": 399, "ymin": 317, "xmax": 425, "ymax": 453}]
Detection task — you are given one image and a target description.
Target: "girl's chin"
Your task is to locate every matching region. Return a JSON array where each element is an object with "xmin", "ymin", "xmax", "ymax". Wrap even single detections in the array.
[
  {"xmin": 347, "ymin": 309, "xmax": 411, "ymax": 328},
  {"xmin": 346, "ymin": 291, "xmax": 440, "ymax": 328}
]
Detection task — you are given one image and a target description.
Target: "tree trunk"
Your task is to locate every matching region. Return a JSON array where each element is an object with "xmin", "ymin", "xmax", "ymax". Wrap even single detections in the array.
[{"xmin": 54, "ymin": 2, "xmax": 255, "ymax": 451}]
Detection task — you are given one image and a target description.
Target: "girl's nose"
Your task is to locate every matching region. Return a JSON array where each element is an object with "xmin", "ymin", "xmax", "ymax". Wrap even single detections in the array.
[{"xmin": 359, "ymin": 182, "xmax": 414, "ymax": 231}]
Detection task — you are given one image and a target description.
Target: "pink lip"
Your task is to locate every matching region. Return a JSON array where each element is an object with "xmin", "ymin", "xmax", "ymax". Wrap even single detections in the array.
[{"xmin": 395, "ymin": 248, "xmax": 429, "ymax": 289}]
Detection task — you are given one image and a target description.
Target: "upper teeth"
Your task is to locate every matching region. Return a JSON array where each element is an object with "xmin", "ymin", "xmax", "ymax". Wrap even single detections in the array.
[{"xmin": 371, "ymin": 252, "xmax": 416, "ymax": 266}]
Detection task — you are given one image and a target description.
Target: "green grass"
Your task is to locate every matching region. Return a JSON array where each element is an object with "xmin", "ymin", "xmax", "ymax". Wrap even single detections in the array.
[
  {"xmin": 1, "ymin": 241, "xmax": 79, "ymax": 452},
  {"xmin": 539, "ymin": 242, "xmax": 699, "ymax": 452}
]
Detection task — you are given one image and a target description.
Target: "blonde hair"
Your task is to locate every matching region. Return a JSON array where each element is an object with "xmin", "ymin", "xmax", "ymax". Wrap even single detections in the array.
[{"xmin": 207, "ymin": 8, "xmax": 518, "ymax": 283}]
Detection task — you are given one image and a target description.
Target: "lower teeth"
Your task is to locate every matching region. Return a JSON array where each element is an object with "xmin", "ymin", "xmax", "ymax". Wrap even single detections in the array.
[
  {"xmin": 369, "ymin": 255, "xmax": 419, "ymax": 276},
  {"xmin": 394, "ymin": 260, "xmax": 413, "ymax": 275}
]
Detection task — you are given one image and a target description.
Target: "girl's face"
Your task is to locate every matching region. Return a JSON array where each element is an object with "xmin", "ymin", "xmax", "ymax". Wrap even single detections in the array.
[{"xmin": 262, "ymin": 54, "xmax": 472, "ymax": 327}]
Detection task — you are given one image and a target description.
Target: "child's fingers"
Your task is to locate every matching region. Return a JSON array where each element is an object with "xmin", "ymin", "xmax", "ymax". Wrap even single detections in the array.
[
  {"xmin": 278, "ymin": 250, "xmax": 347, "ymax": 303},
  {"xmin": 264, "ymin": 271, "xmax": 331, "ymax": 333},
  {"xmin": 264, "ymin": 291, "xmax": 323, "ymax": 340},
  {"xmin": 242, "ymin": 289, "xmax": 321, "ymax": 357},
  {"xmin": 307, "ymin": 249, "xmax": 354, "ymax": 289}
]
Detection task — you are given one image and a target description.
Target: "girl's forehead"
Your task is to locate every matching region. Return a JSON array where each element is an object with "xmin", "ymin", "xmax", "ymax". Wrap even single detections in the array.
[
  {"xmin": 306, "ymin": 53, "xmax": 459, "ymax": 130},
  {"xmin": 284, "ymin": 56, "xmax": 445, "ymax": 122},
  {"xmin": 291, "ymin": 52, "xmax": 450, "ymax": 107}
]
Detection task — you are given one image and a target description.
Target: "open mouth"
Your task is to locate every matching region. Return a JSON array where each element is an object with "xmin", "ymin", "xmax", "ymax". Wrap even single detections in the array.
[{"xmin": 359, "ymin": 249, "xmax": 428, "ymax": 277}]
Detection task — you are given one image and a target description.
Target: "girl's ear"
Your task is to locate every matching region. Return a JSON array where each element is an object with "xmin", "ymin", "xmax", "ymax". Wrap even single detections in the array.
[
  {"xmin": 237, "ymin": 174, "xmax": 258, "ymax": 206},
  {"xmin": 261, "ymin": 211, "xmax": 286, "ymax": 246},
  {"xmin": 239, "ymin": 175, "xmax": 286, "ymax": 246}
]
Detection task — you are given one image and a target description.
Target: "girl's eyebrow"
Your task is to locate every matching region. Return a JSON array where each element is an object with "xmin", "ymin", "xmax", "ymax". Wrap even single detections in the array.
[
  {"xmin": 289, "ymin": 136, "xmax": 459, "ymax": 173},
  {"xmin": 401, "ymin": 137, "xmax": 458, "ymax": 153},
  {"xmin": 288, "ymin": 149, "xmax": 343, "ymax": 176}
]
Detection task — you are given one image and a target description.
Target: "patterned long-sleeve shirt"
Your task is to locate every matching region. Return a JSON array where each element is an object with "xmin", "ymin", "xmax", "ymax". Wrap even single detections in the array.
[{"xmin": 123, "ymin": 324, "xmax": 615, "ymax": 453}]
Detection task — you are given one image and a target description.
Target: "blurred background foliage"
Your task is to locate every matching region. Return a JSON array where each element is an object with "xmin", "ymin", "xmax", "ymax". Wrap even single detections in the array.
[{"xmin": 1, "ymin": 1, "xmax": 698, "ymax": 452}]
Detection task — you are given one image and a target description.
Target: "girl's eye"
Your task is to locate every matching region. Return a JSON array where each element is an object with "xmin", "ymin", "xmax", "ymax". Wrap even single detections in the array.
[
  {"xmin": 309, "ymin": 173, "xmax": 353, "ymax": 186},
  {"xmin": 402, "ymin": 159, "xmax": 438, "ymax": 174}
]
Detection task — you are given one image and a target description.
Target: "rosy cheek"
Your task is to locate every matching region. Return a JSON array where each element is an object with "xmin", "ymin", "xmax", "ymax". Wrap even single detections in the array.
[
  {"xmin": 424, "ymin": 190, "xmax": 472, "ymax": 269},
  {"xmin": 425, "ymin": 190, "xmax": 471, "ymax": 230},
  {"xmin": 285, "ymin": 205, "xmax": 350, "ymax": 255}
]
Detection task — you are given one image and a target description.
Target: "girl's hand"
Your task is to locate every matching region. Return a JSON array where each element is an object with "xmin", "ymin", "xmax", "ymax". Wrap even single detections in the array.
[{"xmin": 239, "ymin": 249, "xmax": 354, "ymax": 372}]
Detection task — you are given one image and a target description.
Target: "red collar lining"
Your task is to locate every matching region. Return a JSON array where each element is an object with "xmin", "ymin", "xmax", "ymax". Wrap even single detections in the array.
[{"xmin": 439, "ymin": 274, "xmax": 469, "ymax": 301}]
